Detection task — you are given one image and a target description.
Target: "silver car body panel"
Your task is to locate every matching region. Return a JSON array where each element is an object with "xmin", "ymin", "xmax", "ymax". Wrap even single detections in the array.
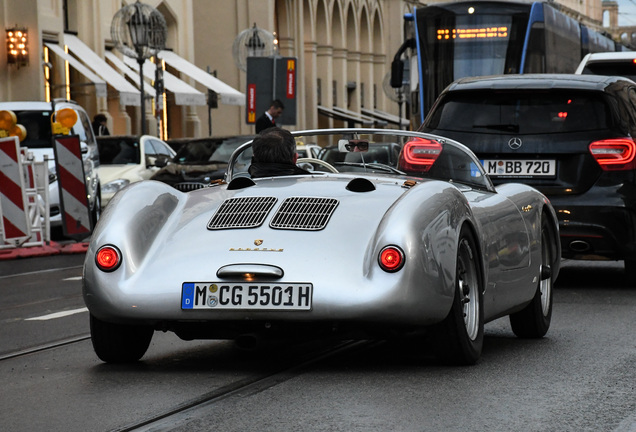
[{"xmin": 83, "ymin": 129, "xmax": 560, "ymax": 336}]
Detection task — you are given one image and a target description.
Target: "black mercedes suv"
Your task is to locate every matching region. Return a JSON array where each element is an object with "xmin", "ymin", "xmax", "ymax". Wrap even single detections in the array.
[{"xmin": 420, "ymin": 74, "xmax": 636, "ymax": 283}]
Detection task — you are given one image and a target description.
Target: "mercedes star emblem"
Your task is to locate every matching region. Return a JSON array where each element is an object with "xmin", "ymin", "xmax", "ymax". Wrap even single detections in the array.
[{"xmin": 508, "ymin": 137, "xmax": 522, "ymax": 150}]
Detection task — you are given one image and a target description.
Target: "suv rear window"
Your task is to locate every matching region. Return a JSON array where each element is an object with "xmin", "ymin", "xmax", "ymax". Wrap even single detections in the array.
[
  {"xmin": 581, "ymin": 62, "xmax": 636, "ymax": 82},
  {"xmin": 426, "ymin": 90, "xmax": 610, "ymax": 134}
]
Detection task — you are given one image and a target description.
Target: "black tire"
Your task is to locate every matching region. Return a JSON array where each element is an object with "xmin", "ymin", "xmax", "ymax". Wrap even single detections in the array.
[
  {"xmin": 510, "ymin": 214, "xmax": 554, "ymax": 338},
  {"xmin": 433, "ymin": 226, "xmax": 484, "ymax": 365},
  {"xmin": 90, "ymin": 189, "xmax": 101, "ymax": 230},
  {"xmin": 90, "ymin": 314, "xmax": 153, "ymax": 363}
]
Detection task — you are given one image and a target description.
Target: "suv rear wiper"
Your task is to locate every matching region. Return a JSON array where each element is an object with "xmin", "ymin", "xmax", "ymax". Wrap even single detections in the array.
[{"xmin": 472, "ymin": 123, "xmax": 519, "ymax": 132}]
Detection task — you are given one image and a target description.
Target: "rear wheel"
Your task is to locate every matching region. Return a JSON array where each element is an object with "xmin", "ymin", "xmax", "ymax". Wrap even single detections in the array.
[
  {"xmin": 90, "ymin": 314, "xmax": 153, "ymax": 363},
  {"xmin": 510, "ymin": 214, "xmax": 554, "ymax": 338},
  {"xmin": 433, "ymin": 226, "xmax": 484, "ymax": 365}
]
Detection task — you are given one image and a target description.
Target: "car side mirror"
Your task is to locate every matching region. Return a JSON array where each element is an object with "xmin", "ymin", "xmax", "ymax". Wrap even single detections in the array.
[{"xmin": 148, "ymin": 154, "xmax": 170, "ymax": 168}]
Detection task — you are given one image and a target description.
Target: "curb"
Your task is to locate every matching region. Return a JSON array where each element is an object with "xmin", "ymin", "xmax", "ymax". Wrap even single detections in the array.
[{"xmin": 0, "ymin": 241, "xmax": 89, "ymax": 260}]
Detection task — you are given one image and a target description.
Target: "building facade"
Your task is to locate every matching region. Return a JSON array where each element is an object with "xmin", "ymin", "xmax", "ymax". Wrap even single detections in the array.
[
  {"xmin": 2, "ymin": 0, "xmax": 631, "ymax": 140},
  {"xmin": 0, "ymin": 0, "xmax": 424, "ymax": 139}
]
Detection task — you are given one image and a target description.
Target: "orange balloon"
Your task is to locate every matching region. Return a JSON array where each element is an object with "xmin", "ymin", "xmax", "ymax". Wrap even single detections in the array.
[
  {"xmin": 55, "ymin": 108, "xmax": 78, "ymax": 129},
  {"xmin": 9, "ymin": 124, "xmax": 27, "ymax": 142},
  {"xmin": 0, "ymin": 110, "xmax": 17, "ymax": 131}
]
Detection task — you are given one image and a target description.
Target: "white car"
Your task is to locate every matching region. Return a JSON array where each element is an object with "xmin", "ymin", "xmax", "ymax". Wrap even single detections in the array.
[
  {"xmin": 97, "ymin": 135, "xmax": 176, "ymax": 206},
  {"xmin": 575, "ymin": 51, "xmax": 636, "ymax": 81},
  {"xmin": 0, "ymin": 100, "xmax": 101, "ymax": 229}
]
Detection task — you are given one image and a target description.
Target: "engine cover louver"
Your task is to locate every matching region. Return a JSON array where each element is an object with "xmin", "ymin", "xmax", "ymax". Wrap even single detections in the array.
[
  {"xmin": 207, "ymin": 196, "xmax": 278, "ymax": 229},
  {"xmin": 270, "ymin": 197, "xmax": 339, "ymax": 231},
  {"xmin": 207, "ymin": 196, "xmax": 339, "ymax": 231}
]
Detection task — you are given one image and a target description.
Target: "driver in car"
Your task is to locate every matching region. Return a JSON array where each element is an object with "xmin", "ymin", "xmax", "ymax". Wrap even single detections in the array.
[{"xmin": 248, "ymin": 127, "xmax": 311, "ymax": 178}]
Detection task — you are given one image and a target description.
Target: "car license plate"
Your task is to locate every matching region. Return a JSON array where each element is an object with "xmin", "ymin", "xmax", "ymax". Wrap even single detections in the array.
[
  {"xmin": 481, "ymin": 159, "xmax": 556, "ymax": 177},
  {"xmin": 181, "ymin": 282, "xmax": 313, "ymax": 310}
]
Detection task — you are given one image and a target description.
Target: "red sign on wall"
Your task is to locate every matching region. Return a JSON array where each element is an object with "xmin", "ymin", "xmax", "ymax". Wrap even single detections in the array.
[
  {"xmin": 247, "ymin": 84, "xmax": 257, "ymax": 123},
  {"xmin": 286, "ymin": 59, "xmax": 295, "ymax": 99}
]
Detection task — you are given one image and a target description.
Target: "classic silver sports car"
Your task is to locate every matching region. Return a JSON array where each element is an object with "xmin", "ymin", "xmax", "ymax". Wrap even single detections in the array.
[{"xmin": 83, "ymin": 128, "xmax": 560, "ymax": 365}]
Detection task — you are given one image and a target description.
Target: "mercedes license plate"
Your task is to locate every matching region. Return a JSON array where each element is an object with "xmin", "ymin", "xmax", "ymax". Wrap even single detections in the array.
[
  {"xmin": 181, "ymin": 282, "xmax": 312, "ymax": 310},
  {"xmin": 481, "ymin": 159, "xmax": 556, "ymax": 177}
]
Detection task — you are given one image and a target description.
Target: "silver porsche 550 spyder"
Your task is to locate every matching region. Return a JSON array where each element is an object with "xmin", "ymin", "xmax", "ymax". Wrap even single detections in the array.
[{"xmin": 83, "ymin": 128, "xmax": 560, "ymax": 365}]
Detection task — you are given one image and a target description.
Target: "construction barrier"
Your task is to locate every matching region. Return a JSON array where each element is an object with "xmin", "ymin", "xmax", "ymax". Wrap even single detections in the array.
[
  {"xmin": 0, "ymin": 140, "xmax": 59, "ymax": 256},
  {"xmin": 0, "ymin": 136, "xmax": 31, "ymax": 246},
  {"xmin": 20, "ymin": 148, "xmax": 51, "ymax": 247},
  {"xmin": 53, "ymin": 135, "xmax": 92, "ymax": 240}
]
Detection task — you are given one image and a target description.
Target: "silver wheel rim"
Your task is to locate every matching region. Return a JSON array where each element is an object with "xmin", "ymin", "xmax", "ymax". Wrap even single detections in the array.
[
  {"xmin": 458, "ymin": 238, "xmax": 480, "ymax": 341},
  {"xmin": 540, "ymin": 230, "xmax": 552, "ymax": 316}
]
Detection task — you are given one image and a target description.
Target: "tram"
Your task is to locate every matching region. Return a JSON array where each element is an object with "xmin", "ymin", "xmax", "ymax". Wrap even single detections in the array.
[{"xmin": 394, "ymin": 1, "xmax": 627, "ymax": 127}]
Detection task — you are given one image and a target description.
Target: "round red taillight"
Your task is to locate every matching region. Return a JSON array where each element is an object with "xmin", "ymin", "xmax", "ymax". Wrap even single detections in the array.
[
  {"xmin": 378, "ymin": 246, "xmax": 405, "ymax": 272},
  {"xmin": 95, "ymin": 245, "xmax": 122, "ymax": 272}
]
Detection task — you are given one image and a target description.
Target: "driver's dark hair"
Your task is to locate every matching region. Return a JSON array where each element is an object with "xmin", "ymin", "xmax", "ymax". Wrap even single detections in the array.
[{"xmin": 251, "ymin": 127, "xmax": 296, "ymax": 164}]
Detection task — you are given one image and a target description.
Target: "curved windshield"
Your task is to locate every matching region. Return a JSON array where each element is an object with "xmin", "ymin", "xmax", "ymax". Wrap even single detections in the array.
[{"xmin": 226, "ymin": 129, "xmax": 493, "ymax": 191}]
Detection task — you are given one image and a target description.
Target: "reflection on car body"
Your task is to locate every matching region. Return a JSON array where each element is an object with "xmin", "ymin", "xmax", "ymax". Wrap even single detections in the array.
[{"xmin": 84, "ymin": 128, "xmax": 560, "ymax": 366}]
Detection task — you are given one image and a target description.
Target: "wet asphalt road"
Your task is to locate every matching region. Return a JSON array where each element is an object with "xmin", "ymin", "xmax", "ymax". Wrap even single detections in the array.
[{"xmin": 0, "ymin": 255, "xmax": 635, "ymax": 432}]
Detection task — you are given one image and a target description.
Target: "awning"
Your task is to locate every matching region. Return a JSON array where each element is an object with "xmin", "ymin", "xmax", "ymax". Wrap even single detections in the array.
[
  {"xmin": 121, "ymin": 55, "xmax": 206, "ymax": 106},
  {"xmin": 45, "ymin": 42, "xmax": 107, "ymax": 98},
  {"xmin": 361, "ymin": 108, "xmax": 409, "ymax": 128},
  {"xmin": 62, "ymin": 35, "xmax": 141, "ymax": 106},
  {"xmin": 103, "ymin": 51, "xmax": 156, "ymax": 99},
  {"xmin": 158, "ymin": 50, "xmax": 244, "ymax": 106},
  {"xmin": 317, "ymin": 105, "xmax": 375, "ymax": 126},
  {"xmin": 333, "ymin": 106, "xmax": 385, "ymax": 126}
]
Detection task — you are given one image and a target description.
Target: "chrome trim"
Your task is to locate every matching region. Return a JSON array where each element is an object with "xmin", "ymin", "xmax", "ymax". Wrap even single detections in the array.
[{"xmin": 216, "ymin": 264, "xmax": 284, "ymax": 279}]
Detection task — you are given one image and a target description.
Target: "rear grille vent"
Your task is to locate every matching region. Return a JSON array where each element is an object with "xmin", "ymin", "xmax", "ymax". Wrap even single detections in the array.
[
  {"xmin": 174, "ymin": 182, "xmax": 206, "ymax": 192},
  {"xmin": 270, "ymin": 197, "xmax": 339, "ymax": 231},
  {"xmin": 208, "ymin": 196, "xmax": 277, "ymax": 230}
]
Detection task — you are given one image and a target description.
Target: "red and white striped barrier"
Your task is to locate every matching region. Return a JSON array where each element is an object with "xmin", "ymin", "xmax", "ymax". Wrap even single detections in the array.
[
  {"xmin": 0, "ymin": 136, "xmax": 31, "ymax": 246},
  {"xmin": 20, "ymin": 148, "xmax": 50, "ymax": 246},
  {"xmin": 53, "ymin": 135, "xmax": 92, "ymax": 239}
]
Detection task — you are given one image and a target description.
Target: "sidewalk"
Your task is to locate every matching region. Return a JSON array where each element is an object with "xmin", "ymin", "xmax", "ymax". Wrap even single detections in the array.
[{"xmin": 0, "ymin": 241, "xmax": 89, "ymax": 260}]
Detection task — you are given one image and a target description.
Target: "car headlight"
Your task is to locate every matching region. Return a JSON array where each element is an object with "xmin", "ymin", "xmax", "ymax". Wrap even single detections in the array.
[{"xmin": 102, "ymin": 179, "xmax": 130, "ymax": 194}]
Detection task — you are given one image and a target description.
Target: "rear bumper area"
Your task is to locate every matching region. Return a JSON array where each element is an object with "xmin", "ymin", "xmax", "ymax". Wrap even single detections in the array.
[{"xmin": 551, "ymin": 200, "xmax": 636, "ymax": 260}]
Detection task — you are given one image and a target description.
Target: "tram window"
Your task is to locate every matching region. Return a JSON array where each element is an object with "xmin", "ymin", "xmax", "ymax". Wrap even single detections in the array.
[{"xmin": 524, "ymin": 24, "xmax": 545, "ymax": 73}]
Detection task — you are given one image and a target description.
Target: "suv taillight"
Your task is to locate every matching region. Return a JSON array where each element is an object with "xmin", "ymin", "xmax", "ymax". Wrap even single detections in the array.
[
  {"xmin": 589, "ymin": 138, "xmax": 636, "ymax": 171},
  {"xmin": 399, "ymin": 138, "xmax": 443, "ymax": 173}
]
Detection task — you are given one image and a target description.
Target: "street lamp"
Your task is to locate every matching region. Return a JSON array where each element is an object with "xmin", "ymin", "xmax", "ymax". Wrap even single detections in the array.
[
  {"xmin": 246, "ymin": 23, "xmax": 265, "ymax": 57},
  {"xmin": 111, "ymin": 1, "xmax": 166, "ymax": 135}
]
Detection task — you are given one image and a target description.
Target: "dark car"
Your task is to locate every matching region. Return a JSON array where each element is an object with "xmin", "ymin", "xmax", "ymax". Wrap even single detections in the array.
[
  {"xmin": 151, "ymin": 135, "xmax": 255, "ymax": 191},
  {"xmin": 420, "ymin": 74, "xmax": 636, "ymax": 282}
]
